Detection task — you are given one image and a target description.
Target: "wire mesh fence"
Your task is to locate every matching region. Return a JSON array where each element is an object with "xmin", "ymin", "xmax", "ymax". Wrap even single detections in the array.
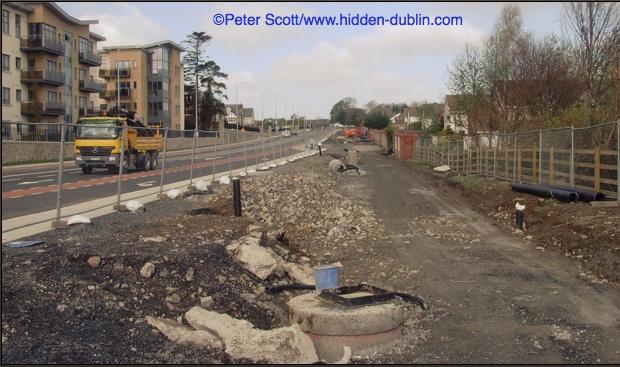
[
  {"xmin": 412, "ymin": 121, "xmax": 620, "ymax": 199},
  {"xmin": 2, "ymin": 120, "xmax": 327, "ymax": 229}
]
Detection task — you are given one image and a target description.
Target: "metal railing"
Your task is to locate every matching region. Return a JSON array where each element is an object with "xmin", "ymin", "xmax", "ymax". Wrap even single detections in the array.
[
  {"xmin": 20, "ymin": 101, "xmax": 66, "ymax": 116},
  {"xmin": 409, "ymin": 122, "xmax": 620, "ymax": 200},
  {"xmin": 78, "ymin": 51, "xmax": 102, "ymax": 66},
  {"xmin": 98, "ymin": 68, "xmax": 130, "ymax": 79},
  {"xmin": 79, "ymin": 79, "xmax": 106, "ymax": 93},
  {"xmin": 21, "ymin": 70, "xmax": 65, "ymax": 85},
  {"xmin": 2, "ymin": 121, "xmax": 329, "ymax": 234},
  {"xmin": 20, "ymin": 37, "xmax": 64, "ymax": 55}
]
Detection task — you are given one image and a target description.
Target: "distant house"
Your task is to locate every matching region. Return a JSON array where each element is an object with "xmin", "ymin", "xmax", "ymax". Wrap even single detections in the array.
[
  {"xmin": 444, "ymin": 95, "xmax": 468, "ymax": 134},
  {"xmin": 225, "ymin": 104, "xmax": 243, "ymax": 125},
  {"xmin": 242, "ymin": 108, "xmax": 255, "ymax": 127}
]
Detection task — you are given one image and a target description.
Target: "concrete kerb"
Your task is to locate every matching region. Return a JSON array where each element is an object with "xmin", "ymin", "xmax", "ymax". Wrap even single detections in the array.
[{"xmin": 1, "ymin": 138, "xmax": 324, "ymax": 243}]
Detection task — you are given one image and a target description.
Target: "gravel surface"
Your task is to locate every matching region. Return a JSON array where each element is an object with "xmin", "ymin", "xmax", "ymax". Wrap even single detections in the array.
[{"xmin": 2, "ymin": 136, "xmax": 618, "ymax": 364}]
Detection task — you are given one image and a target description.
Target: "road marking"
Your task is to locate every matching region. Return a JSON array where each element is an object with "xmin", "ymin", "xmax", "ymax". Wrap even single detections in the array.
[
  {"xmin": 204, "ymin": 155, "xmax": 225, "ymax": 161},
  {"xmin": 137, "ymin": 181, "xmax": 156, "ymax": 187},
  {"xmin": 1, "ymin": 167, "xmax": 81, "ymax": 179},
  {"xmin": 16, "ymin": 179, "xmax": 55, "ymax": 186}
]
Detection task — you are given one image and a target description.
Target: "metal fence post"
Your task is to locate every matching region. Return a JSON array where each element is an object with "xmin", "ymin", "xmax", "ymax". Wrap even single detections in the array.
[
  {"xmin": 159, "ymin": 128, "xmax": 169, "ymax": 197},
  {"xmin": 538, "ymin": 129, "xmax": 542, "ymax": 184},
  {"xmin": 189, "ymin": 129, "xmax": 197, "ymax": 186},
  {"xmin": 570, "ymin": 126, "xmax": 575, "ymax": 187},
  {"xmin": 212, "ymin": 130, "xmax": 218, "ymax": 181},
  {"xmin": 513, "ymin": 134, "xmax": 517, "ymax": 182},
  {"xmin": 243, "ymin": 129, "xmax": 247, "ymax": 172},
  {"xmin": 53, "ymin": 123, "xmax": 66, "ymax": 228},
  {"xmin": 227, "ymin": 132, "xmax": 232, "ymax": 177},
  {"xmin": 116, "ymin": 125, "xmax": 126, "ymax": 210},
  {"xmin": 617, "ymin": 121, "xmax": 619, "ymax": 202},
  {"xmin": 493, "ymin": 137, "xmax": 497, "ymax": 178},
  {"xmin": 261, "ymin": 133, "xmax": 266, "ymax": 169}
]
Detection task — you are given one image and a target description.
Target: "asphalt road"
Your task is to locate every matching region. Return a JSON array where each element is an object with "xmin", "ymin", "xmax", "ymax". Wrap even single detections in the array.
[{"xmin": 2, "ymin": 131, "xmax": 324, "ymax": 220}]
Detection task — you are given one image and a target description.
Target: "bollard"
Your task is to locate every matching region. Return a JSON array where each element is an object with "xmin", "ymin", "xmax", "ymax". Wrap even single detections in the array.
[
  {"xmin": 319, "ymin": 142, "xmax": 323, "ymax": 156},
  {"xmin": 158, "ymin": 128, "xmax": 169, "ymax": 198},
  {"xmin": 515, "ymin": 202, "xmax": 525, "ymax": 230},
  {"xmin": 232, "ymin": 178, "xmax": 242, "ymax": 217}
]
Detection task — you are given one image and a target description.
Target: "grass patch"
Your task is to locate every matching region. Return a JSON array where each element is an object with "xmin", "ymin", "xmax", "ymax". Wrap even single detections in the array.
[
  {"xmin": 448, "ymin": 175, "xmax": 485, "ymax": 188},
  {"xmin": 532, "ymin": 198, "xmax": 557, "ymax": 212},
  {"xmin": 407, "ymin": 160, "xmax": 431, "ymax": 168}
]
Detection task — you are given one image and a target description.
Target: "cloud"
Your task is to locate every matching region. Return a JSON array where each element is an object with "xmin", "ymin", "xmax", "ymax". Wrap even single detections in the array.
[{"xmin": 79, "ymin": 3, "xmax": 171, "ymax": 47}]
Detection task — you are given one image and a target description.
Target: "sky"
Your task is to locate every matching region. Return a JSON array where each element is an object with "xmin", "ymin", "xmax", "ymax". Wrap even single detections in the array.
[{"xmin": 59, "ymin": 2, "xmax": 567, "ymax": 119}]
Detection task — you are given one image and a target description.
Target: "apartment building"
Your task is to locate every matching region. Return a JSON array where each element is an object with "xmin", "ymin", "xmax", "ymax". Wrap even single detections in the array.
[
  {"xmin": 97, "ymin": 40, "xmax": 184, "ymax": 130},
  {"xmin": 1, "ymin": 2, "xmax": 104, "ymax": 138}
]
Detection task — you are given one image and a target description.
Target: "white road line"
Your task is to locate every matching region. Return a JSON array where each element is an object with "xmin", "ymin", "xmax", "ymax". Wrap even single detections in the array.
[
  {"xmin": 2, "ymin": 168, "xmax": 81, "ymax": 178},
  {"xmin": 16, "ymin": 179, "xmax": 55, "ymax": 186},
  {"xmin": 137, "ymin": 181, "xmax": 156, "ymax": 187}
]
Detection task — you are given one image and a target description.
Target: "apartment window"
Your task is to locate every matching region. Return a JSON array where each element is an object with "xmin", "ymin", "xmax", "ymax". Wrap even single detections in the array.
[
  {"xmin": 15, "ymin": 57, "xmax": 21, "ymax": 70},
  {"xmin": 16, "ymin": 89, "xmax": 21, "ymax": 102},
  {"xmin": 2, "ymin": 10, "xmax": 8, "ymax": 34},
  {"xmin": 101, "ymin": 55, "xmax": 108, "ymax": 68},
  {"xmin": 79, "ymin": 96, "xmax": 86, "ymax": 112},
  {"xmin": 27, "ymin": 58, "xmax": 35, "ymax": 71},
  {"xmin": 47, "ymin": 91, "xmax": 58, "ymax": 103},
  {"xmin": 78, "ymin": 37, "xmax": 92, "ymax": 55},
  {"xmin": 27, "ymin": 90, "xmax": 33, "ymax": 101},
  {"xmin": 134, "ymin": 81, "xmax": 137, "ymax": 89},
  {"xmin": 2, "ymin": 88, "xmax": 9, "ymax": 104},
  {"xmin": 176, "ymin": 104, "xmax": 180, "ymax": 116},
  {"xmin": 115, "ymin": 60, "xmax": 129, "ymax": 70},
  {"xmin": 1, "ymin": 54, "xmax": 9, "ymax": 72},
  {"xmin": 46, "ymin": 60, "xmax": 57, "ymax": 74},
  {"xmin": 151, "ymin": 46, "xmax": 169, "ymax": 73},
  {"xmin": 15, "ymin": 14, "xmax": 20, "ymax": 37},
  {"xmin": 119, "ymin": 81, "xmax": 130, "ymax": 96},
  {"xmin": 78, "ymin": 68, "xmax": 86, "ymax": 81}
]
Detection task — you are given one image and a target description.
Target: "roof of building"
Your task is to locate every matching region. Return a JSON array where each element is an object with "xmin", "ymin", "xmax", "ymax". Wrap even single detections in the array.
[
  {"xmin": 3, "ymin": 2, "xmax": 34, "ymax": 13},
  {"xmin": 142, "ymin": 40, "xmax": 185, "ymax": 52},
  {"xmin": 101, "ymin": 40, "xmax": 185, "ymax": 53},
  {"xmin": 89, "ymin": 31, "xmax": 106, "ymax": 42}
]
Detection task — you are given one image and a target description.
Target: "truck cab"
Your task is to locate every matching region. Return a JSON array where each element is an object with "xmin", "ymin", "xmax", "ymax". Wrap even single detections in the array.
[{"xmin": 74, "ymin": 112, "xmax": 163, "ymax": 174}]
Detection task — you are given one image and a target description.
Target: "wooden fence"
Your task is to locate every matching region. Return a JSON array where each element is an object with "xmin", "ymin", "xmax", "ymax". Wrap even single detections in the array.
[{"xmin": 410, "ymin": 123, "xmax": 619, "ymax": 199}]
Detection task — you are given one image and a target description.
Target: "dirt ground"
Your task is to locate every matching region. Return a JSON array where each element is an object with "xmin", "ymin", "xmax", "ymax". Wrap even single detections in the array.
[
  {"xmin": 2, "ymin": 137, "xmax": 619, "ymax": 364},
  {"xmin": 425, "ymin": 171, "xmax": 620, "ymax": 283},
  {"xmin": 1, "ymin": 198, "xmax": 289, "ymax": 364}
]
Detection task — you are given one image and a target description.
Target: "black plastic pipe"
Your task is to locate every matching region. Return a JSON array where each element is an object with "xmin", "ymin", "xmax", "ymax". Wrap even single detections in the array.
[
  {"xmin": 543, "ymin": 184, "xmax": 604, "ymax": 202},
  {"xmin": 511, "ymin": 182, "xmax": 578, "ymax": 203},
  {"xmin": 232, "ymin": 178, "xmax": 242, "ymax": 217}
]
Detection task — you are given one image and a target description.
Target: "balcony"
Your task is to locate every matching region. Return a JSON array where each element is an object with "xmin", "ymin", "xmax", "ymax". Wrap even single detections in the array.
[
  {"xmin": 21, "ymin": 101, "xmax": 66, "ymax": 116},
  {"xmin": 79, "ymin": 79, "xmax": 106, "ymax": 93},
  {"xmin": 100, "ymin": 89, "xmax": 131, "ymax": 100},
  {"xmin": 78, "ymin": 51, "xmax": 102, "ymax": 66},
  {"xmin": 21, "ymin": 70, "xmax": 65, "ymax": 86},
  {"xmin": 20, "ymin": 37, "xmax": 65, "ymax": 56},
  {"xmin": 148, "ymin": 110, "xmax": 170, "ymax": 124},
  {"xmin": 98, "ymin": 68, "xmax": 130, "ymax": 79},
  {"xmin": 79, "ymin": 107, "xmax": 102, "ymax": 116}
]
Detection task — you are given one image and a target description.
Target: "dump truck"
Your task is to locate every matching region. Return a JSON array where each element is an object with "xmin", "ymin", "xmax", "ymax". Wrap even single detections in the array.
[{"xmin": 74, "ymin": 112, "xmax": 163, "ymax": 174}]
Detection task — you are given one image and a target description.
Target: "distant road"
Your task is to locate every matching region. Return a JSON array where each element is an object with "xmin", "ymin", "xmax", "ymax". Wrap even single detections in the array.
[{"xmin": 2, "ymin": 131, "xmax": 324, "ymax": 220}]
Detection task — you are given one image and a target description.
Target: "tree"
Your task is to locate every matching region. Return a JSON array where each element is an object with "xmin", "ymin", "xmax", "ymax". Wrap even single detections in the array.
[
  {"xmin": 564, "ymin": 2, "xmax": 620, "ymax": 125},
  {"xmin": 199, "ymin": 60, "xmax": 228, "ymax": 130},
  {"xmin": 330, "ymin": 97, "xmax": 356, "ymax": 124},
  {"xmin": 182, "ymin": 31, "xmax": 213, "ymax": 130},
  {"xmin": 364, "ymin": 111, "xmax": 390, "ymax": 129}
]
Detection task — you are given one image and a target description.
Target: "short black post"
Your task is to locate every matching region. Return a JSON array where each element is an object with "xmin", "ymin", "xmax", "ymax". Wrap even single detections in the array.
[
  {"xmin": 318, "ymin": 143, "xmax": 323, "ymax": 156},
  {"xmin": 232, "ymin": 178, "xmax": 242, "ymax": 217},
  {"xmin": 515, "ymin": 209, "xmax": 524, "ymax": 230}
]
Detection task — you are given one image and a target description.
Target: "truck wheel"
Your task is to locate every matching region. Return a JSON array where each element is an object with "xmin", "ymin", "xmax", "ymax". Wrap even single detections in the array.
[
  {"xmin": 82, "ymin": 166, "xmax": 93, "ymax": 174},
  {"xmin": 121, "ymin": 153, "xmax": 130, "ymax": 173},
  {"xmin": 143, "ymin": 153, "xmax": 151, "ymax": 171},
  {"xmin": 150, "ymin": 152, "xmax": 158, "ymax": 170}
]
